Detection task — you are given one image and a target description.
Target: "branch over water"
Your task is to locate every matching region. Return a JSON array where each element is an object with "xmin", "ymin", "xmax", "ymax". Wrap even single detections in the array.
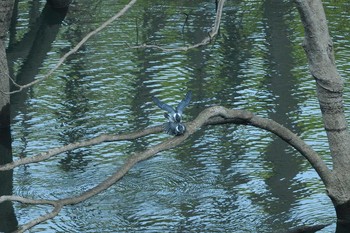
[{"xmin": 0, "ymin": 106, "xmax": 333, "ymax": 233}]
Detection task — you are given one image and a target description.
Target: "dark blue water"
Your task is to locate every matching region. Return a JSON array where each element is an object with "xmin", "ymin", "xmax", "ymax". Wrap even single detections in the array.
[{"xmin": 6, "ymin": 0, "xmax": 350, "ymax": 232}]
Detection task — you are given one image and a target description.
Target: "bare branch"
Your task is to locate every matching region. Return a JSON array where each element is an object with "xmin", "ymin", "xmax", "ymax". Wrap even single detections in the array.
[
  {"xmin": 0, "ymin": 125, "xmax": 163, "ymax": 171},
  {"xmin": 0, "ymin": 73, "xmax": 20, "ymax": 95},
  {"xmin": 1, "ymin": 106, "xmax": 334, "ymax": 231},
  {"xmin": 8, "ymin": 0, "xmax": 137, "ymax": 94},
  {"xmin": 0, "ymin": 196, "xmax": 62, "ymax": 233},
  {"xmin": 128, "ymin": 0, "xmax": 226, "ymax": 51},
  {"xmin": 2, "ymin": 107, "xmax": 332, "ymax": 183},
  {"xmin": 17, "ymin": 204, "xmax": 63, "ymax": 233},
  {"xmin": 202, "ymin": 107, "xmax": 333, "ymax": 186},
  {"xmin": 0, "ymin": 195, "xmax": 55, "ymax": 206},
  {"xmin": 5, "ymin": 0, "xmax": 225, "ymax": 93}
]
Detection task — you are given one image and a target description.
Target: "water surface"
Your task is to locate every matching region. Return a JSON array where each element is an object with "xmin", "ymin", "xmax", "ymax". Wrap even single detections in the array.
[{"xmin": 6, "ymin": 0, "xmax": 350, "ymax": 232}]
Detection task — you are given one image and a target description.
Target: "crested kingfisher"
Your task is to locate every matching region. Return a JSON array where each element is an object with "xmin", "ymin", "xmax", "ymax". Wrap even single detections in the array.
[
  {"xmin": 152, "ymin": 91, "xmax": 192, "ymax": 123},
  {"xmin": 153, "ymin": 90, "xmax": 192, "ymax": 136}
]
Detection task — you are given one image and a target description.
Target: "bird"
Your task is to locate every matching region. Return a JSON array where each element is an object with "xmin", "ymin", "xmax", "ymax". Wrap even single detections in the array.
[
  {"xmin": 164, "ymin": 121, "xmax": 186, "ymax": 136},
  {"xmin": 152, "ymin": 91, "xmax": 192, "ymax": 123}
]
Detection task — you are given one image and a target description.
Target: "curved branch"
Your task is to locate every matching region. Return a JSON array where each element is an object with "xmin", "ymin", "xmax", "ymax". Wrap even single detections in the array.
[
  {"xmin": 18, "ymin": 204, "xmax": 62, "ymax": 233},
  {"xmin": 2, "ymin": 106, "xmax": 333, "ymax": 180},
  {"xmin": 8, "ymin": 0, "xmax": 137, "ymax": 94},
  {"xmin": 1, "ymin": 106, "xmax": 334, "ymax": 231},
  {"xmin": 243, "ymin": 113, "xmax": 333, "ymax": 186},
  {"xmin": 192, "ymin": 106, "xmax": 333, "ymax": 187},
  {"xmin": 128, "ymin": 0, "xmax": 226, "ymax": 51},
  {"xmin": 0, "ymin": 196, "xmax": 62, "ymax": 233}
]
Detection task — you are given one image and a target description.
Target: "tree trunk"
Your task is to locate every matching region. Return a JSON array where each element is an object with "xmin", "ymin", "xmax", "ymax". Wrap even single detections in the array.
[
  {"xmin": 0, "ymin": 42, "xmax": 10, "ymax": 128},
  {"xmin": 294, "ymin": 0, "xmax": 350, "ymax": 224},
  {"xmin": 46, "ymin": 0, "xmax": 72, "ymax": 8},
  {"xmin": 0, "ymin": 1, "xmax": 17, "ymax": 232},
  {"xmin": 0, "ymin": 0, "xmax": 14, "ymax": 128}
]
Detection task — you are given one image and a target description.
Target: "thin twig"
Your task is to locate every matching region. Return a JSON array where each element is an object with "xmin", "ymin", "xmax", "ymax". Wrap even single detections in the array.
[
  {"xmin": 128, "ymin": 0, "xmax": 226, "ymax": 51},
  {"xmin": 0, "ymin": 73, "xmax": 19, "ymax": 95},
  {"xmin": 8, "ymin": 0, "xmax": 137, "ymax": 94}
]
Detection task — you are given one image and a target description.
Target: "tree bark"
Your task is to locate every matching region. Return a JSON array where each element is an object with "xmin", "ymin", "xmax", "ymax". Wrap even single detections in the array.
[
  {"xmin": 0, "ymin": 2, "xmax": 16, "ymax": 232},
  {"xmin": 0, "ymin": 0, "xmax": 14, "ymax": 128},
  {"xmin": 1, "ymin": 0, "xmax": 350, "ymax": 230},
  {"xmin": 46, "ymin": 0, "xmax": 72, "ymax": 9},
  {"xmin": 0, "ymin": 41, "xmax": 10, "ymax": 128},
  {"xmin": 294, "ymin": 0, "xmax": 350, "ymax": 223},
  {"xmin": 0, "ymin": 0, "xmax": 14, "ymax": 38}
]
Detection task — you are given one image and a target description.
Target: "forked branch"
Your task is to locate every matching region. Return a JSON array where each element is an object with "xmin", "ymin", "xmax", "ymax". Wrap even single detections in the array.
[
  {"xmin": 128, "ymin": 0, "xmax": 226, "ymax": 51},
  {"xmin": 8, "ymin": 0, "xmax": 137, "ymax": 94},
  {"xmin": 0, "ymin": 106, "xmax": 333, "ymax": 232},
  {"xmin": 7, "ymin": 0, "xmax": 226, "ymax": 94}
]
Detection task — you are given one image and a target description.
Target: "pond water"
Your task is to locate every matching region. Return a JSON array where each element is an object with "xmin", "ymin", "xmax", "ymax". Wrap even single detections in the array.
[{"xmin": 5, "ymin": 0, "xmax": 350, "ymax": 232}]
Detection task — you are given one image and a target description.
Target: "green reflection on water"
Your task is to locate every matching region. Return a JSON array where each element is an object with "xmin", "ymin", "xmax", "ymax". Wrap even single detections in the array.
[{"xmin": 9, "ymin": 0, "xmax": 350, "ymax": 232}]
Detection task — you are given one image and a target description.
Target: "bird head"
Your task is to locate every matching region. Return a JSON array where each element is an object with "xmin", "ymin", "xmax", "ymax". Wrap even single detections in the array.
[{"xmin": 175, "ymin": 123, "xmax": 186, "ymax": 135}]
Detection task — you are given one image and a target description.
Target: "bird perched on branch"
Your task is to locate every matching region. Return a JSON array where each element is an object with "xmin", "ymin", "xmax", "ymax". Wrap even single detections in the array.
[
  {"xmin": 153, "ymin": 91, "xmax": 192, "ymax": 136},
  {"xmin": 164, "ymin": 121, "xmax": 186, "ymax": 136}
]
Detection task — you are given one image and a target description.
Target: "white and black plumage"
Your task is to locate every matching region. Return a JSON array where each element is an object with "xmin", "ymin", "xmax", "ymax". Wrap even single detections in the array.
[
  {"xmin": 152, "ymin": 91, "xmax": 192, "ymax": 123},
  {"xmin": 164, "ymin": 122, "xmax": 186, "ymax": 136},
  {"xmin": 153, "ymin": 90, "xmax": 192, "ymax": 136}
]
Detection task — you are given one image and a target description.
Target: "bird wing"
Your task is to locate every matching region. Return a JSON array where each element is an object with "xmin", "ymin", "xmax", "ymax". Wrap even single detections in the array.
[
  {"xmin": 176, "ymin": 91, "xmax": 192, "ymax": 114},
  {"xmin": 163, "ymin": 122, "xmax": 174, "ymax": 135},
  {"xmin": 152, "ymin": 96, "xmax": 175, "ymax": 114}
]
